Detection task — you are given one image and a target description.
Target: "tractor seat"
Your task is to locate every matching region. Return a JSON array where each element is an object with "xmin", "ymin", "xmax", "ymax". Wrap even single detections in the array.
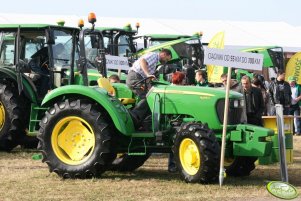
[
  {"xmin": 97, "ymin": 78, "xmax": 136, "ymax": 105},
  {"xmin": 97, "ymin": 77, "xmax": 116, "ymax": 96}
]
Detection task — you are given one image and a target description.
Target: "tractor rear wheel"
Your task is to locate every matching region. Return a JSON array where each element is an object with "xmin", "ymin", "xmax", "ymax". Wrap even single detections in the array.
[
  {"xmin": 174, "ymin": 123, "xmax": 220, "ymax": 183},
  {"xmin": 0, "ymin": 83, "xmax": 28, "ymax": 151},
  {"xmin": 224, "ymin": 156, "xmax": 257, "ymax": 177},
  {"xmin": 38, "ymin": 99, "xmax": 116, "ymax": 178},
  {"xmin": 109, "ymin": 153, "xmax": 150, "ymax": 172}
]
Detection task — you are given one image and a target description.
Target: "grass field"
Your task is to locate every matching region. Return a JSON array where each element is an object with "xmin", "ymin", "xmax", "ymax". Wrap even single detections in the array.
[{"xmin": 0, "ymin": 137, "xmax": 300, "ymax": 201}]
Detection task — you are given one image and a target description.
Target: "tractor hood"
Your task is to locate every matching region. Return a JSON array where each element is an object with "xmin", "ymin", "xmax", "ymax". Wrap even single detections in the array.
[{"xmin": 147, "ymin": 84, "xmax": 245, "ymax": 130}]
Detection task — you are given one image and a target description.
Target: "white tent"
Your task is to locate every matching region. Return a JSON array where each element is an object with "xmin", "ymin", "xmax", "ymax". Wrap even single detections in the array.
[{"xmin": 0, "ymin": 13, "xmax": 300, "ymax": 52}]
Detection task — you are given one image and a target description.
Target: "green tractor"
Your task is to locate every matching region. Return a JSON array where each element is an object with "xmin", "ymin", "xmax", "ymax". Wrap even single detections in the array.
[
  {"xmin": 0, "ymin": 24, "xmax": 84, "ymax": 150},
  {"xmin": 0, "ymin": 17, "xmax": 111, "ymax": 151},
  {"xmin": 96, "ymin": 24, "xmax": 140, "ymax": 82},
  {"xmin": 37, "ymin": 26, "xmax": 275, "ymax": 183},
  {"xmin": 98, "ymin": 23, "xmax": 139, "ymax": 57}
]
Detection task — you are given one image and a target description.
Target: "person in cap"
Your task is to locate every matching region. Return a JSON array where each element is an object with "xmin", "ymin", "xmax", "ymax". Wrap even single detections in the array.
[{"xmin": 288, "ymin": 76, "xmax": 301, "ymax": 135}]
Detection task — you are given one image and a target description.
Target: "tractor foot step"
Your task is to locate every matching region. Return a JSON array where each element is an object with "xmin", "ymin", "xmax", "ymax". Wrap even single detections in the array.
[{"xmin": 155, "ymin": 131, "xmax": 163, "ymax": 142}]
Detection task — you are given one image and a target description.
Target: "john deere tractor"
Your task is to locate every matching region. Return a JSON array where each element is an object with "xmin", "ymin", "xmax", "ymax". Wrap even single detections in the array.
[
  {"xmin": 0, "ymin": 15, "xmax": 111, "ymax": 151},
  {"xmin": 98, "ymin": 23, "xmax": 139, "ymax": 57},
  {"xmin": 0, "ymin": 24, "xmax": 83, "ymax": 150},
  {"xmin": 37, "ymin": 23, "xmax": 275, "ymax": 183}
]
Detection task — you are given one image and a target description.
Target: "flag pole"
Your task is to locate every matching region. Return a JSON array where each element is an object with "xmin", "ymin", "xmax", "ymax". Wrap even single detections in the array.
[{"xmin": 219, "ymin": 66, "xmax": 232, "ymax": 187}]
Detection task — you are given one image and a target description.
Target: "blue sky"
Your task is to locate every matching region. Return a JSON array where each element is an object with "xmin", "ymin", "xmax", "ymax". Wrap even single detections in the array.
[{"xmin": 1, "ymin": 0, "xmax": 300, "ymax": 26}]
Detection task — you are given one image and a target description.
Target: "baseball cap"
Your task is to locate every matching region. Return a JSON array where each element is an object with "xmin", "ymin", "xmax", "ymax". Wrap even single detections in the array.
[{"xmin": 287, "ymin": 76, "xmax": 296, "ymax": 82}]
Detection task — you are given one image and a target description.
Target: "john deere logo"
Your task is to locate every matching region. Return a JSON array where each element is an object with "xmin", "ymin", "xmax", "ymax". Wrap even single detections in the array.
[{"xmin": 267, "ymin": 181, "xmax": 298, "ymax": 199}]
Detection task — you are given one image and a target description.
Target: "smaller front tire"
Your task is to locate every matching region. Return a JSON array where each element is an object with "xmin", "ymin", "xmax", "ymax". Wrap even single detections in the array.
[
  {"xmin": 224, "ymin": 156, "xmax": 257, "ymax": 177},
  {"xmin": 174, "ymin": 123, "xmax": 220, "ymax": 183}
]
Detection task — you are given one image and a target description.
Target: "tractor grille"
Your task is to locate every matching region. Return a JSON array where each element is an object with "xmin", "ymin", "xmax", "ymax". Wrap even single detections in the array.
[{"xmin": 216, "ymin": 99, "xmax": 244, "ymax": 125}]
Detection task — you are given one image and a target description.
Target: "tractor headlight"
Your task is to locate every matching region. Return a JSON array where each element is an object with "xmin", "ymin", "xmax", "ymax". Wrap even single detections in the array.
[
  {"xmin": 233, "ymin": 100, "xmax": 239, "ymax": 108},
  {"xmin": 233, "ymin": 99, "xmax": 244, "ymax": 108},
  {"xmin": 240, "ymin": 99, "xmax": 245, "ymax": 107}
]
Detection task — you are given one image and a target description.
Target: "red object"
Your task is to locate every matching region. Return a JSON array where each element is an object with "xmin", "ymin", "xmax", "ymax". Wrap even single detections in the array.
[{"xmin": 172, "ymin": 71, "xmax": 185, "ymax": 85}]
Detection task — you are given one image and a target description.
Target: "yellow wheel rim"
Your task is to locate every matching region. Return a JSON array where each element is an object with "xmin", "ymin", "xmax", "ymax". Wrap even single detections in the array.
[
  {"xmin": 224, "ymin": 157, "xmax": 235, "ymax": 167},
  {"xmin": 179, "ymin": 138, "xmax": 200, "ymax": 175},
  {"xmin": 51, "ymin": 116, "xmax": 95, "ymax": 165},
  {"xmin": 0, "ymin": 101, "xmax": 5, "ymax": 130},
  {"xmin": 116, "ymin": 153, "xmax": 125, "ymax": 158}
]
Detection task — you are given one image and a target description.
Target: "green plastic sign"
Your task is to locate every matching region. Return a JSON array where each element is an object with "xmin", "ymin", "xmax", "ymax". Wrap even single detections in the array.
[{"xmin": 267, "ymin": 181, "xmax": 299, "ymax": 199}]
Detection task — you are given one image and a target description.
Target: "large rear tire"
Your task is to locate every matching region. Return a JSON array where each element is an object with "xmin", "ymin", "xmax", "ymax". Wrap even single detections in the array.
[
  {"xmin": 0, "ymin": 82, "xmax": 28, "ymax": 151},
  {"xmin": 224, "ymin": 156, "xmax": 257, "ymax": 177},
  {"xmin": 109, "ymin": 153, "xmax": 150, "ymax": 172},
  {"xmin": 174, "ymin": 123, "xmax": 220, "ymax": 183},
  {"xmin": 38, "ymin": 99, "xmax": 116, "ymax": 178}
]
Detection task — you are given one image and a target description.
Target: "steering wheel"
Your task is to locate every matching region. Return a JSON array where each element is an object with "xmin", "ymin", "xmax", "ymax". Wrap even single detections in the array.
[{"xmin": 41, "ymin": 59, "xmax": 49, "ymax": 69}]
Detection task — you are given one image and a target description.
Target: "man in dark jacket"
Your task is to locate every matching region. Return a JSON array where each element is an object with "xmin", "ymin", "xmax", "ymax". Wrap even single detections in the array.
[
  {"xmin": 268, "ymin": 69, "xmax": 292, "ymax": 115},
  {"xmin": 241, "ymin": 75, "xmax": 265, "ymax": 126}
]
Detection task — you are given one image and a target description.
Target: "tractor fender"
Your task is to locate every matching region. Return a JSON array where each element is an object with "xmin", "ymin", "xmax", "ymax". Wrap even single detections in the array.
[
  {"xmin": 41, "ymin": 85, "xmax": 135, "ymax": 135},
  {"xmin": 0, "ymin": 68, "xmax": 38, "ymax": 103}
]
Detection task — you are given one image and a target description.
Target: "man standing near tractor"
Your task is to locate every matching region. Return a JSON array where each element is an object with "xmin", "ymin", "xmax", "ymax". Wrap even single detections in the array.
[
  {"xmin": 240, "ymin": 75, "xmax": 265, "ymax": 126},
  {"xmin": 288, "ymin": 76, "xmax": 301, "ymax": 135},
  {"xmin": 126, "ymin": 49, "xmax": 172, "ymax": 127},
  {"xmin": 268, "ymin": 69, "xmax": 291, "ymax": 115}
]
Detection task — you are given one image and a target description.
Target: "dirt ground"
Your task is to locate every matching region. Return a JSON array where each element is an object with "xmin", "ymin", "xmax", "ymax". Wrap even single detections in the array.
[{"xmin": 0, "ymin": 137, "xmax": 300, "ymax": 201}]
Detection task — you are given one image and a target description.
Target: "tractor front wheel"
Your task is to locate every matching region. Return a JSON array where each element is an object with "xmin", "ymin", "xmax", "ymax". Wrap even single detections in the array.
[
  {"xmin": 224, "ymin": 156, "xmax": 257, "ymax": 177},
  {"xmin": 38, "ymin": 99, "xmax": 116, "ymax": 178},
  {"xmin": 174, "ymin": 123, "xmax": 220, "ymax": 183}
]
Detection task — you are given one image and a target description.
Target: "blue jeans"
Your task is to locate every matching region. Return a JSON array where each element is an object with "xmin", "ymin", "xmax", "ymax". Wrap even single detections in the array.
[
  {"xmin": 269, "ymin": 105, "xmax": 290, "ymax": 116},
  {"xmin": 290, "ymin": 104, "xmax": 301, "ymax": 134}
]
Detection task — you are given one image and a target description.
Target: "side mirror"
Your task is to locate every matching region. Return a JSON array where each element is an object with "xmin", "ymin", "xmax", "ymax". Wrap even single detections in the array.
[{"xmin": 46, "ymin": 29, "xmax": 55, "ymax": 45}]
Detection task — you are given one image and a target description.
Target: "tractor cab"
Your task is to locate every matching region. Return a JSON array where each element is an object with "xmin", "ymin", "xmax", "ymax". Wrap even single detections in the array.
[
  {"xmin": 96, "ymin": 24, "xmax": 140, "ymax": 81},
  {"xmin": 76, "ymin": 23, "xmax": 139, "ymax": 82},
  {"xmin": 0, "ymin": 24, "xmax": 79, "ymax": 97},
  {"xmin": 97, "ymin": 23, "xmax": 139, "ymax": 57},
  {"xmin": 0, "ymin": 24, "xmax": 80, "ymax": 150}
]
